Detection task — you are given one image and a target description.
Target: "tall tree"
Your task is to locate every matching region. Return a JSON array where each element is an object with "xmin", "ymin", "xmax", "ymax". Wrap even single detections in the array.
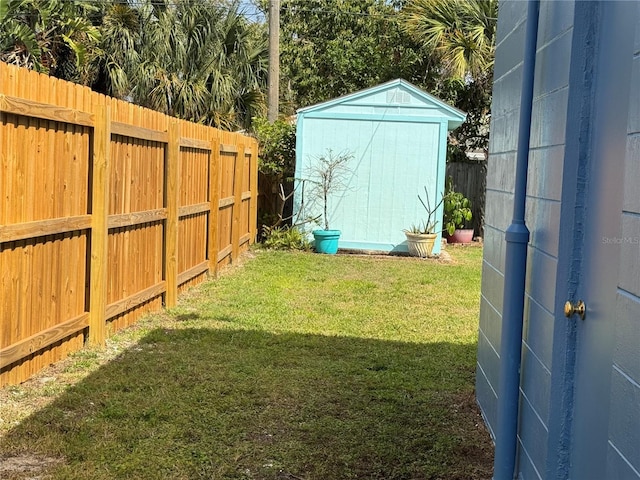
[{"xmin": 279, "ymin": 0, "xmax": 425, "ymax": 112}]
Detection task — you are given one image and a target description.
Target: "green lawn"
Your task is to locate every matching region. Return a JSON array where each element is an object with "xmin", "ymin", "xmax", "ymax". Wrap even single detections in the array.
[{"xmin": 0, "ymin": 247, "xmax": 493, "ymax": 479}]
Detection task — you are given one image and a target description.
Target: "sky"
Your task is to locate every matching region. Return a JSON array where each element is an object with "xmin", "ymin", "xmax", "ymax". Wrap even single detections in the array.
[{"xmin": 239, "ymin": 0, "xmax": 266, "ymax": 22}]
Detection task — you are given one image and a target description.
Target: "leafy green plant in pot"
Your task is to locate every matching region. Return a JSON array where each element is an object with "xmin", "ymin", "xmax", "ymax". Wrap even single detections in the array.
[
  {"xmin": 306, "ymin": 150, "xmax": 354, "ymax": 254},
  {"xmin": 403, "ymin": 187, "xmax": 444, "ymax": 258},
  {"xmin": 443, "ymin": 178, "xmax": 473, "ymax": 244}
]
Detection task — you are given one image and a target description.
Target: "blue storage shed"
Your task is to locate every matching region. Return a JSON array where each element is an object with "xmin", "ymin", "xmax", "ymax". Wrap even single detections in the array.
[
  {"xmin": 478, "ymin": 1, "xmax": 640, "ymax": 479},
  {"xmin": 293, "ymin": 79, "xmax": 465, "ymax": 254}
]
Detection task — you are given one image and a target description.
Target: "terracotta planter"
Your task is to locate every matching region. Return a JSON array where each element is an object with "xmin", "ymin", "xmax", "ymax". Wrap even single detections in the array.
[
  {"xmin": 445, "ymin": 228, "xmax": 474, "ymax": 244},
  {"xmin": 404, "ymin": 232, "xmax": 438, "ymax": 258}
]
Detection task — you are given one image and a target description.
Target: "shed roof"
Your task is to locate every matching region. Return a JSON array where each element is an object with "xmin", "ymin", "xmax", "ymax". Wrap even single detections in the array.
[{"xmin": 297, "ymin": 78, "xmax": 466, "ymax": 130}]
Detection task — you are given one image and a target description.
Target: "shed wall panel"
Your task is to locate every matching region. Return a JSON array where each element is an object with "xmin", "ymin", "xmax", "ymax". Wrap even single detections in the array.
[
  {"xmin": 607, "ymin": 27, "xmax": 640, "ymax": 478},
  {"xmin": 297, "ymin": 117, "xmax": 443, "ymax": 252}
]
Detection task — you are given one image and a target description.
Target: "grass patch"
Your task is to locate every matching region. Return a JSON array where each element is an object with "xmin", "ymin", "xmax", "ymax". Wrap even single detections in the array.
[{"xmin": 0, "ymin": 246, "xmax": 492, "ymax": 479}]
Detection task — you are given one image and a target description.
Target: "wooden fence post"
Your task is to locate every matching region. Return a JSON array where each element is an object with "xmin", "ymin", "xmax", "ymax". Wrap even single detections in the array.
[
  {"xmin": 208, "ymin": 134, "xmax": 221, "ymax": 275},
  {"xmin": 231, "ymin": 142, "xmax": 246, "ymax": 262},
  {"xmin": 249, "ymin": 139, "xmax": 259, "ymax": 244},
  {"xmin": 165, "ymin": 121, "xmax": 180, "ymax": 307},
  {"xmin": 88, "ymin": 104, "xmax": 110, "ymax": 346}
]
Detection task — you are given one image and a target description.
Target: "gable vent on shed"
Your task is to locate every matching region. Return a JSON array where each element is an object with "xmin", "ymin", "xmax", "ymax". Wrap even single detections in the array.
[{"xmin": 386, "ymin": 90, "xmax": 411, "ymax": 104}]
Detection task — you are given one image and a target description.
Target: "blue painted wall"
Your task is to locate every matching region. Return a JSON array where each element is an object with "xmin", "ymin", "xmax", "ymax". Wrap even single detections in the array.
[
  {"xmin": 294, "ymin": 80, "xmax": 465, "ymax": 254},
  {"xmin": 477, "ymin": 1, "xmax": 640, "ymax": 478},
  {"xmin": 607, "ymin": 7, "xmax": 640, "ymax": 477}
]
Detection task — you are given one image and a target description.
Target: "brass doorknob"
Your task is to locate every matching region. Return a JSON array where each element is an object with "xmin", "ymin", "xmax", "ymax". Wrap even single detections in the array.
[{"xmin": 564, "ymin": 300, "xmax": 586, "ymax": 320}]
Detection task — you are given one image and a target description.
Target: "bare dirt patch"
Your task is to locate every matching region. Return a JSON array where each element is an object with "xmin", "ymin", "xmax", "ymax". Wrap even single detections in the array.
[{"xmin": 0, "ymin": 454, "xmax": 62, "ymax": 479}]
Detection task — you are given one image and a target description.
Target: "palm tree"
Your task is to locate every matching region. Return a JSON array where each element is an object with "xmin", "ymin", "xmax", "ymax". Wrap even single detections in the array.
[
  {"xmin": 0, "ymin": 0, "xmax": 101, "ymax": 82},
  {"xmin": 121, "ymin": 0, "xmax": 267, "ymax": 130},
  {"xmin": 401, "ymin": 0, "xmax": 497, "ymax": 81},
  {"xmin": 1, "ymin": 0, "xmax": 268, "ymax": 131},
  {"xmin": 90, "ymin": 2, "xmax": 141, "ymax": 98}
]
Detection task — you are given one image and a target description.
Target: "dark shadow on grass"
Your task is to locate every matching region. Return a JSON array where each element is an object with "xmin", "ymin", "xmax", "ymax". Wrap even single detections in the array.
[
  {"xmin": 0, "ymin": 329, "xmax": 493, "ymax": 480},
  {"xmin": 175, "ymin": 312, "xmax": 201, "ymax": 322}
]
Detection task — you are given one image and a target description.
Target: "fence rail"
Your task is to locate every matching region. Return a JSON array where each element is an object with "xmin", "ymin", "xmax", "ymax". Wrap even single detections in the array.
[{"xmin": 0, "ymin": 63, "xmax": 258, "ymax": 386}]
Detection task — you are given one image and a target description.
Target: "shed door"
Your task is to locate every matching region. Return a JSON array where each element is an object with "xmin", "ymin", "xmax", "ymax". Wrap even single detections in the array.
[{"xmin": 561, "ymin": 3, "xmax": 636, "ymax": 478}]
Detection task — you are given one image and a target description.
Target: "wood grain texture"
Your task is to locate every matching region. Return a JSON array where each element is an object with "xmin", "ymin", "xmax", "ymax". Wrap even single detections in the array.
[
  {"xmin": 0, "ymin": 215, "xmax": 91, "ymax": 242},
  {"xmin": 107, "ymin": 209, "xmax": 167, "ymax": 229},
  {"xmin": 105, "ymin": 281, "xmax": 166, "ymax": 319},
  {"xmin": 0, "ymin": 94, "xmax": 93, "ymax": 126},
  {"xmin": 208, "ymin": 136, "xmax": 221, "ymax": 274},
  {"xmin": 177, "ymin": 260, "xmax": 209, "ymax": 285},
  {"xmin": 179, "ymin": 137, "xmax": 211, "ymax": 150},
  {"xmin": 88, "ymin": 105, "xmax": 110, "ymax": 346},
  {"xmin": 240, "ymin": 232, "xmax": 251, "ymax": 245},
  {"xmin": 231, "ymin": 144, "xmax": 246, "ymax": 262},
  {"xmin": 218, "ymin": 196, "xmax": 235, "ymax": 208},
  {"xmin": 178, "ymin": 203, "xmax": 210, "ymax": 218},
  {"xmin": 111, "ymin": 121, "xmax": 168, "ymax": 143},
  {"xmin": 217, "ymin": 244, "xmax": 232, "ymax": 262},
  {"xmin": 164, "ymin": 121, "xmax": 180, "ymax": 307},
  {"xmin": 0, "ymin": 313, "xmax": 89, "ymax": 369},
  {"xmin": 220, "ymin": 143, "xmax": 238, "ymax": 153}
]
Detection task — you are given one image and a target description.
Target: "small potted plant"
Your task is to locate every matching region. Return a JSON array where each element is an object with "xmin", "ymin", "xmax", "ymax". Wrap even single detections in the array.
[
  {"xmin": 404, "ymin": 187, "xmax": 444, "ymax": 258},
  {"xmin": 443, "ymin": 178, "xmax": 473, "ymax": 244},
  {"xmin": 306, "ymin": 150, "xmax": 354, "ymax": 254}
]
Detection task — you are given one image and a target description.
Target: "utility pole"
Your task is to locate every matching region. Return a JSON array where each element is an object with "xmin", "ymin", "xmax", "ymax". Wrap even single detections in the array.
[{"xmin": 268, "ymin": 0, "xmax": 280, "ymax": 122}]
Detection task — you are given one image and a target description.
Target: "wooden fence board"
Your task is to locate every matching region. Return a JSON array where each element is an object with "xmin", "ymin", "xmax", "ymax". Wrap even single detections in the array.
[
  {"xmin": 164, "ymin": 121, "xmax": 180, "ymax": 307},
  {"xmin": 219, "ymin": 196, "xmax": 235, "ymax": 208},
  {"xmin": 232, "ymin": 144, "xmax": 245, "ymax": 262},
  {"xmin": 105, "ymin": 281, "xmax": 166, "ymax": 319},
  {"xmin": 0, "ymin": 94, "xmax": 94, "ymax": 126},
  {"xmin": 0, "ymin": 313, "xmax": 89, "ymax": 369},
  {"xmin": 220, "ymin": 144, "xmax": 238, "ymax": 153},
  {"xmin": 0, "ymin": 63, "xmax": 258, "ymax": 387},
  {"xmin": 178, "ymin": 203, "xmax": 210, "ymax": 217},
  {"xmin": 180, "ymin": 137, "xmax": 210, "ymax": 150},
  {"xmin": 0, "ymin": 215, "xmax": 91, "ymax": 242},
  {"xmin": 88, "ymin": 105, "xmax": 110, "ymax": 346},
  {"xmin": 177, "ymin": 260, "xmax": 209, "ymax": 285},
  {"xmin": 111, "ymin": 121, "xmax": 168, "ymax": 143},
  {"xmin": 208, "ymin": 137, "xmax": 221, "ymax": 274},
  {"xmin": 108, "ymin": 209, "xmax": 167, "ymax": 229}
]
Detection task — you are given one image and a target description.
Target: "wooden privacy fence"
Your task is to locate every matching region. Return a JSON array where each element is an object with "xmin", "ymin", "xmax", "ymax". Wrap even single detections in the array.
[
  {"xmin": 446, "ymin": 160, "xmax": 487, "ymax": 237},
  {"xmin": 0, "ymin": 63, "xmax": 259, "ymax": 386}
]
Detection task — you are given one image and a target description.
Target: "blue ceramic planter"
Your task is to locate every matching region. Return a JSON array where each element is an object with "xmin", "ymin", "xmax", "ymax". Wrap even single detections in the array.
[{"xmin": 313, "ymin": 229, "xmax": 341, "ymax": 254}]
